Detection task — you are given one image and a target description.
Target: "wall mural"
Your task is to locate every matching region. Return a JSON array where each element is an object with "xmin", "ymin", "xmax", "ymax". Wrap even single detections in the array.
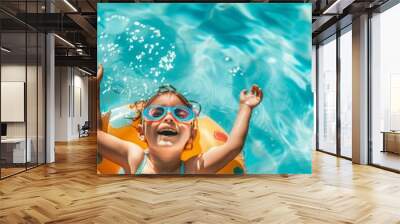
[{"xmin": 97, "ymin": 3, "xmax": 313, "ymax": 175}]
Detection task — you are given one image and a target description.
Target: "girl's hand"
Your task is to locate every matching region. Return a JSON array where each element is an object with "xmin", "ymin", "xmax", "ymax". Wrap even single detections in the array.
[
  {"xmin": 97, "ymin": 64, "xmax": 104, "ymax": 82},
  {"xmin": 239, "ymin": 85, "xmax": 263, "ymax": 109},
  {"xmin": 97, "ymin": 64, "xmax": 106, "ymax": 130}
]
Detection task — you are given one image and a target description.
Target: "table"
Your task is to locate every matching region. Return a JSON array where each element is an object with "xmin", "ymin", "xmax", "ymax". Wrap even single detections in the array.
[
  {"xmin": 381, "ymin": 131, "xmax": 400, "ymax": 154},
  {"xmin": 1, "ymin": 138, "xmax": 31, "ymax": 164}
]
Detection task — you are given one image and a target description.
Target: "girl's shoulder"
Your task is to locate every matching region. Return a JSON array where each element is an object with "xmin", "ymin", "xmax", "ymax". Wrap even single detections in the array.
[{"xmin": 129, "ymin": 146, "xmax": 146, "ymax": 174}]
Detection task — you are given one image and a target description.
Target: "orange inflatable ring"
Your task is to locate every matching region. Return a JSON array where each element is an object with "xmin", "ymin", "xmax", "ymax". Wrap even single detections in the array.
[{"xmin": 97, "ymin": 103, "xmax": 245, "ymax": 174}]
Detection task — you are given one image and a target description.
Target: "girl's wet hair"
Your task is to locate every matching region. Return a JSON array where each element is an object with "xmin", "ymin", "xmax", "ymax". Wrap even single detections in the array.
[{"xmin": 145, "ymin": 84, "xmax": 192, "ymax": 108}]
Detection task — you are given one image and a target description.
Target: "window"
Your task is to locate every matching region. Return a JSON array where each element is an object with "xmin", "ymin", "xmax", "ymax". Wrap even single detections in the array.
[
  {"xmin": 317, "ymin": 36, "xmax": 337, "ymax": 154},
  {"xmin": 339, "ymin": 28, "xmax": 352, "ymax": 158},
  {"xmin": 370, "ymin": 3, "xmax": 400, "ymax": 171}
]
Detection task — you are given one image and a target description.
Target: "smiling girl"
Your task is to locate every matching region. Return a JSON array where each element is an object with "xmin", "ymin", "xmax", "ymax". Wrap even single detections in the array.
[{"xmin": 97, "ymin": 65, "xmax": 263, "ymax": 174}]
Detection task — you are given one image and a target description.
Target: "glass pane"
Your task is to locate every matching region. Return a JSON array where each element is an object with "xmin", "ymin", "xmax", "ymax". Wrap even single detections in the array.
[
  {"xmin": 318, "ymin": 37, "xmax": 337, "ymax": 154},
  {"xmin": 38, "ymin": 32, "xmax": 45, "ymax": 165},
  {"xmin": 1, "ymin": 31, "xmax": 27, "ymax": 177},
  {"xmin": 340, "ymin": 29, "xmax": 352, "ymax": 158},
  {"xmin": 312, "ymin": 45, "xmax": 317, "ymax": 150},
  {"xmin": 371, "ymin": 4, "xmax": 400, "ymax": 171},
  {"xmin": 27, "ymin": 31, "xmax": 38, "ymax": 169},
  {"xmin": 26, "ymin": 0, "xmax": 39, "ymax": 169},
  {"xmin": 0, "ymin": 1, "xmax": 46, "ymax": 178}
]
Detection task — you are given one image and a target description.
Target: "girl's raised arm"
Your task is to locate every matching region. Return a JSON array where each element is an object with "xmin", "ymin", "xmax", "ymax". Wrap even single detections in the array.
[
  {"xmin": 97, "ymin": 65, "xmax": 144, "ymax": 174},
  {"xmin": 186, "ymin": 85, "xmax": 263, "ymax": 174}
]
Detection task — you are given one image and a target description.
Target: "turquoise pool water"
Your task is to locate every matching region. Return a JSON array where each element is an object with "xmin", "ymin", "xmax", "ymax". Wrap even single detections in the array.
[{"xmin": 98, "ymin": 3, "xmax": 313, "ymax": 174}]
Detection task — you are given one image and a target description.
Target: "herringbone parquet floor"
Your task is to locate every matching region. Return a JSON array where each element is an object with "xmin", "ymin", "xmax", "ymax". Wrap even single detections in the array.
[{"xmin": 1, "ymin": 135, "xmax": 400, "ymax": 224}]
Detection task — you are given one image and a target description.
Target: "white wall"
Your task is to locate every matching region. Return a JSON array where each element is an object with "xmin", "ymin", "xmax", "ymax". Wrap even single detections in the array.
[
  {"xmin": 72, "ymin": 73, "xmax": 89, "ymax": 138},
  {"xmin": 54, "ymin": 67, "xmax": 89, "ymax": 141},
  {"xmin": 55, "ymin": 66, "xmax": 69, "ymax": 141}
]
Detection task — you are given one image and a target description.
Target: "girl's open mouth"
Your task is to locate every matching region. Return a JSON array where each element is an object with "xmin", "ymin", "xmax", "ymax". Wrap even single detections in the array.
[{"xmin": 157, "ymin": 129, "xmax": 178, "ymax": 136}]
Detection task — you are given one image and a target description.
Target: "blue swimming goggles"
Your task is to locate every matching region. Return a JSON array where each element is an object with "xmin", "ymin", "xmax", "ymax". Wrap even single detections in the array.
[{"xmin": 143, "ymin": 105, "xmax": 196, "ymax": 123}]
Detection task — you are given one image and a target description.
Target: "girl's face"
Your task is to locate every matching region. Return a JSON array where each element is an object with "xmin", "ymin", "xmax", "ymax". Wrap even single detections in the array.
[{"xmin": 143, "ymin": 93, "xmax": 193, "ymax": 161}]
